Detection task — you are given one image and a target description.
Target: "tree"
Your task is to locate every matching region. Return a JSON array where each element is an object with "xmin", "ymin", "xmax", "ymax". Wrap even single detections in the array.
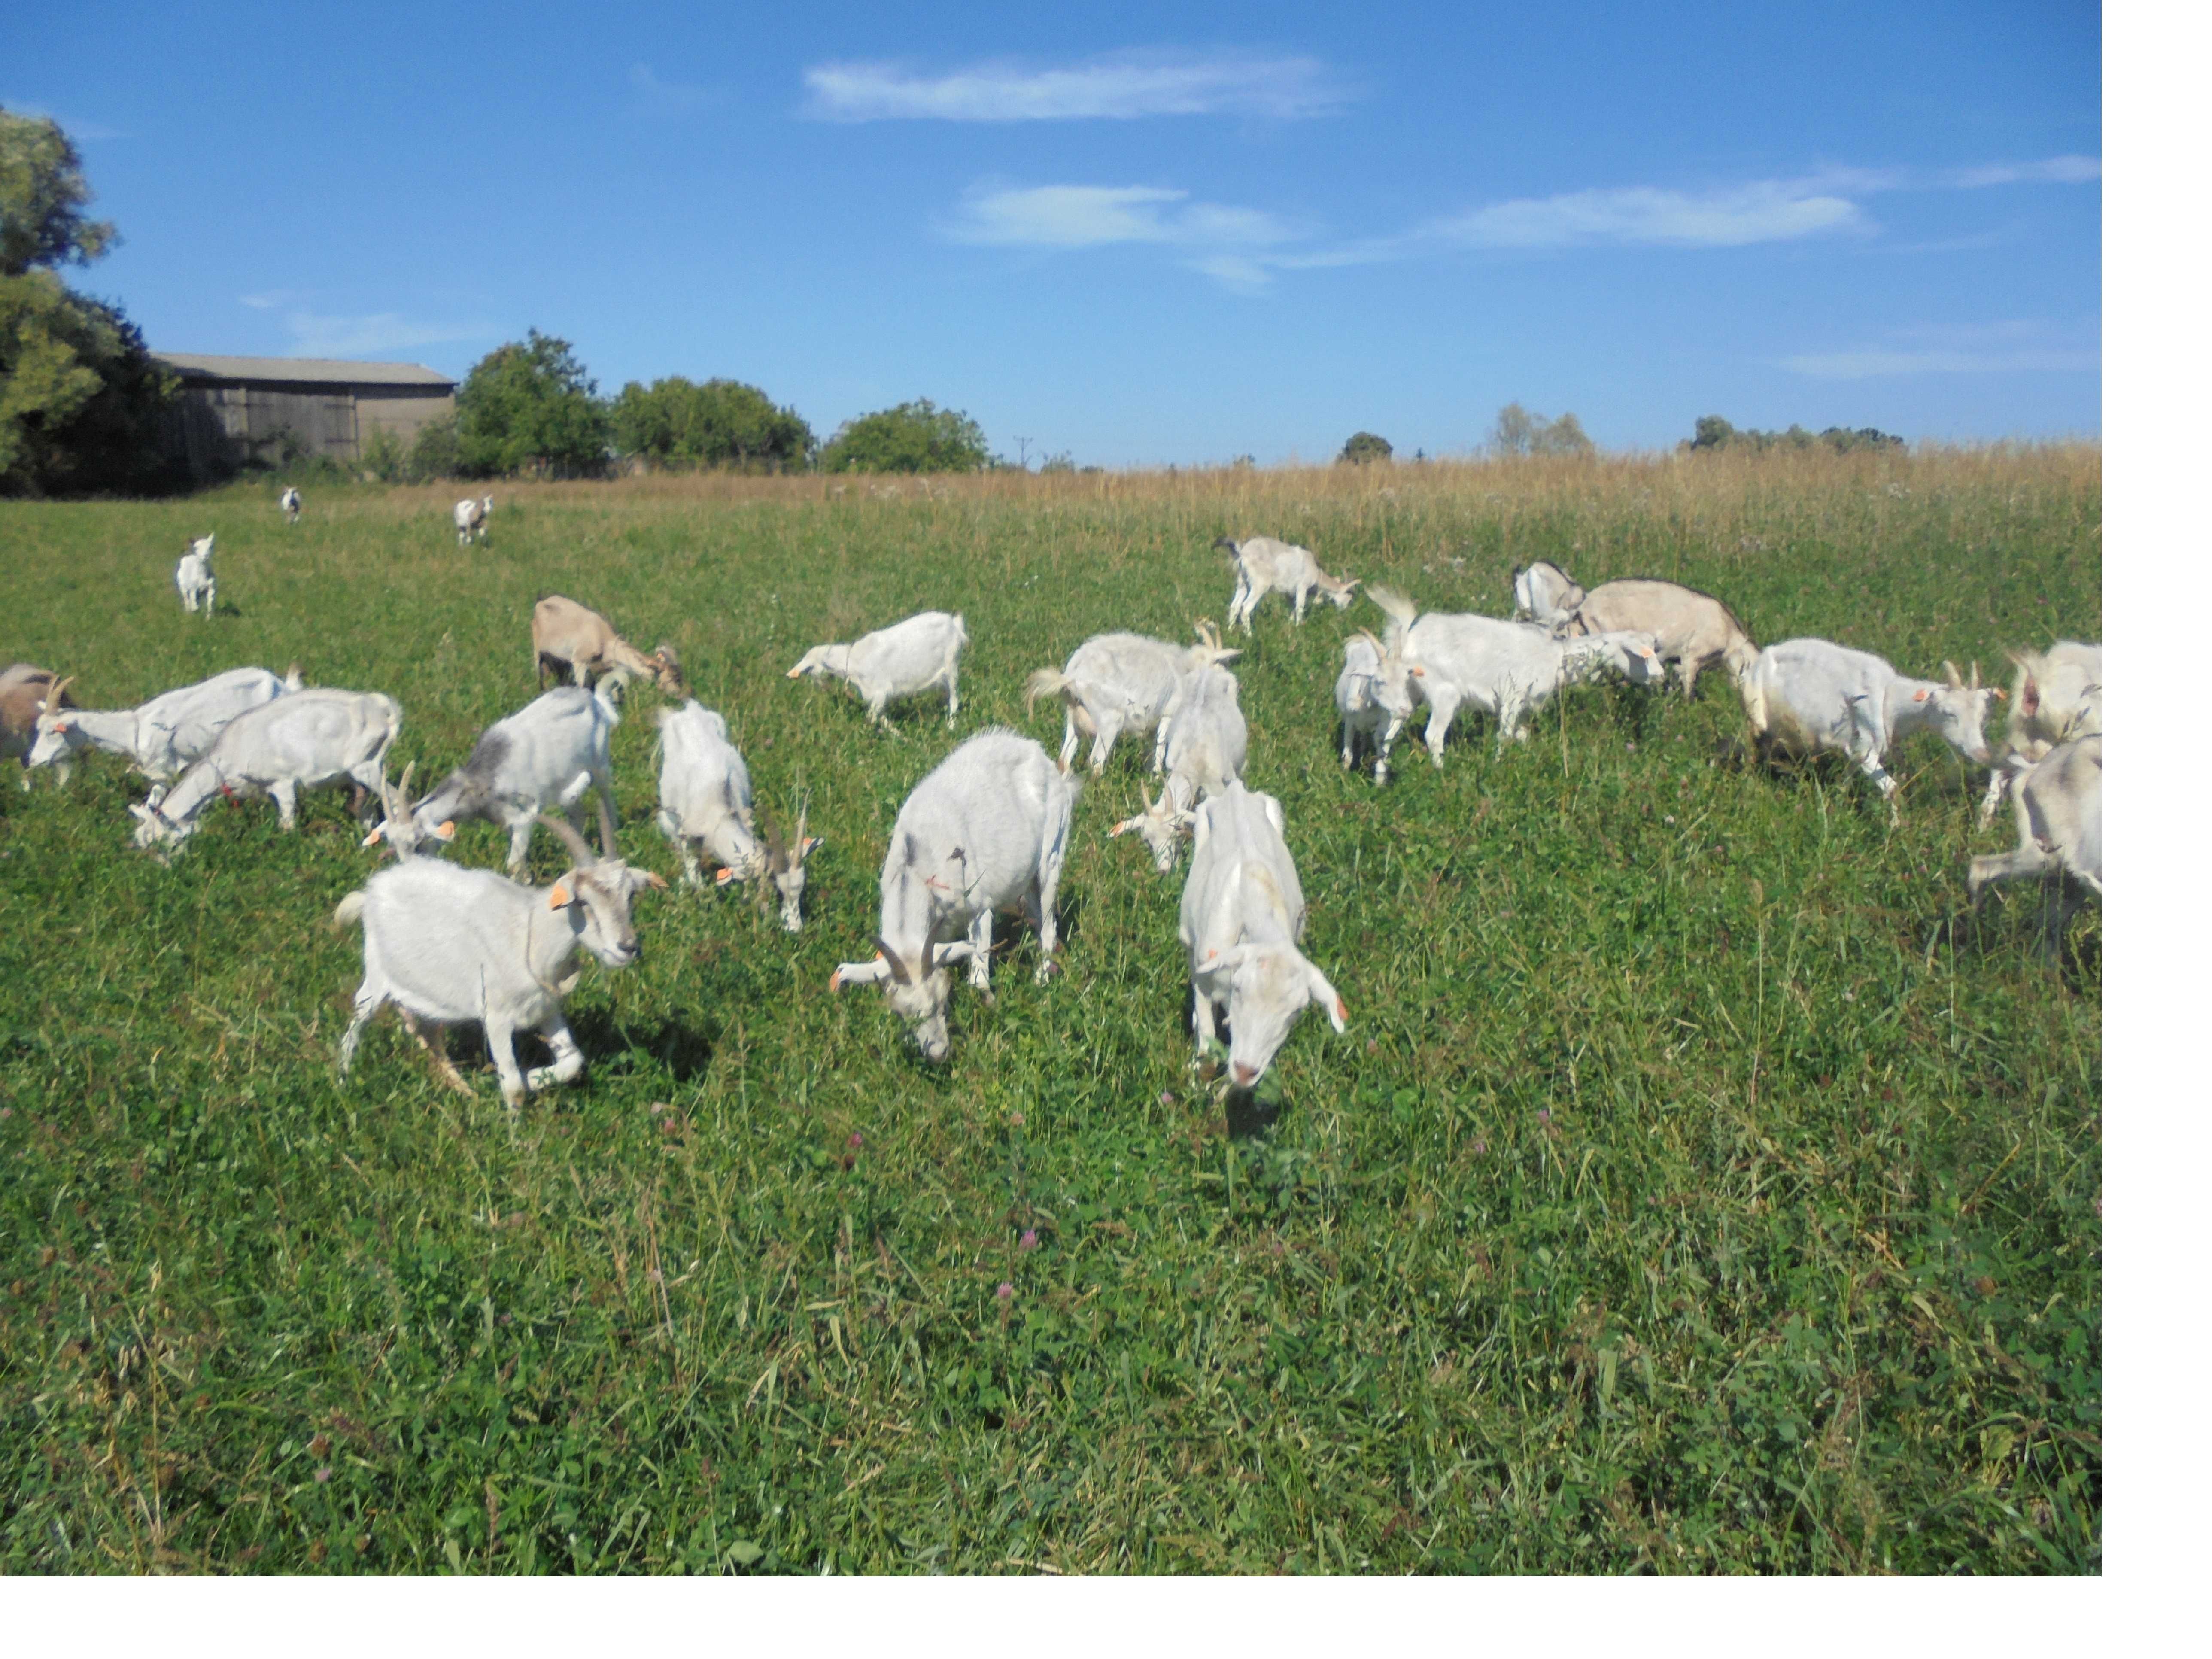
[
  {"xmin": 610, "ymin": 376, "xmax": 812, "ymax": 471},
  {"xmin": 1337, "ymin": 431, "xmax": 1393, "ymax": 465},
  {"xmin": 1686, "ymin": 415, "xmax": 1903, "ymax": 454},
  {"xmin": 1531, "ymin": 411, "xmax": 1594, "ymax": 457},
  {"xmin": 819, "ymin": 399, "xmax": 991, "ymax": 474},
  {"xmin": 454, "ymin": 330, "xmax": 609, "ymax": 478},
  {"xmin": 1493, "ymin": 403, "xmax": 1594, "ymax": 459},
  {"xmin": 1492, "ymin": 403, "xmax": 1539, "ymax": 456},
  {"xmin": 0, "ymin": 107, "xmax": 172, "ymax": 496}
]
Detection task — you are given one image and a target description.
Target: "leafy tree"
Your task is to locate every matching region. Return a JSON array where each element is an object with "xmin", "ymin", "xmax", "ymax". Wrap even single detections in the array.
[
  {"xmin": 1687, "ymin": 414, "xmax": 1903, "ymax": 454},
  {"xmin": 819, "ymin": 398, "xmax": 991, "ymax": 474},
  {"xmin": 611, "ymin": 376, "xmax": 812, "ymax": 471},
  {"xmin": 0, "ymin": 107, "xmax": 172, "ymax": 496},
  {"xmin": 1493, "ymin": 403, "xmax": 1594, "ymax": 459},
  {"xmin": 454, "ymin": 330, "xmax": 609, "ymax": 478},
  {"xmin": 1337, "ymin": 431, "xmax": 1393, "ymax": 465},
  {"xmin": 1532, "ymin": 411, "xmax": 1594, "ymax": 457}
]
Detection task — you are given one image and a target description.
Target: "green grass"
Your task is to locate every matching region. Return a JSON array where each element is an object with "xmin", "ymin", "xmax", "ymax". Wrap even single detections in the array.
[{"xmin": 0, "ymin": 449, "xmax": 2100, "ymax": 1574}]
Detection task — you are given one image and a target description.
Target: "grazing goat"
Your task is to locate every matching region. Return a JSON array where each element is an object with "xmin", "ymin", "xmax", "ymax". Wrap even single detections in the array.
[
  {"xmin": 1966, "ymin": 735, "xmax": 2101, "ymax": 952},
  {"xmin": 788, "ymin": 610, "xmax": 967, "ymax": 730},
  {"xmin": 28, "ymin": 665, "xmax": 301, "ymax": 784},
  {"xmin": 1511, "ymin": 559, "xmax": 1586, "ymax": 628},
  {"xmin": 831, "ymin": 730, "xmax": 1079, "ymax": 1061},
  {"xmin": 175, "ymin": 535, "xmax": 217, "ymax": 618},
  {"xmin": 653, "ymin": 697, "xmax": 822, "ymax": 930},
  {"xmin": 531, "ymin": 595, "xmax": 685, "ymax": 700},
  {"xmin": 1563, "ymin": 579, "xmax": 1756, "ymax": 698},
  {"xmin": 2, "ymin": 665, "xmax": 77, "ymax": 788},
  {"xmin": 1371, "ymin": 588, "xmax": 1663, "ymax": 763},
  {"xmin": 1111, "ymin": 661, "xmax": 1248, "ymax": 873},
  {"xmin": 381, "ymin": 685, "xmax": 623, "ymax": 875},
  {"xmin": 1978, "ymin": 641, "xmax": 2100, "ymax": 826},
  {"xmin": 1740, "ymin": 640, "xmax": 1996, "ymax": 809},
  {"xmin": 279, "ymin": 486, "xmax": 301, "ymax": 523},
  {"xmin": 336, "ymin": 814, "xmax": 664, "ymax": 1109},
  {"xmin": 1215, "ymin": 535, "xmax": 1360, "ymax": 631},
  {"xmin": 1333, "ymin": 628, "xmax": 1421, "ymax": 784},
  {"xmin": 455, "ymin": 495, "xmax": 492, "ymax": 545},
  {"xmin": 1178, "ymin": 781, "xmax": 1347, "ymax": 1090},
  {"xmin": 128, "ymin": 688, "xmax": 401, "ymax": 855},
  {"xmin": 1024, "ymin": 623, "xmax": 1240, "ymax": 775}
]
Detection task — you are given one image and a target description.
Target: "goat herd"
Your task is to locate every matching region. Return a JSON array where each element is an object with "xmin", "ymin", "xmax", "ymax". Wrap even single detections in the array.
[{"xmin": 0, "ymin": 505, "xmax": 2101, "ymax": 1117}]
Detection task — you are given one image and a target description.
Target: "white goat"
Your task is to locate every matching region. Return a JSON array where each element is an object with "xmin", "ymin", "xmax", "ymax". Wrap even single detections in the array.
[
  {"xmin": 2, "ymin": 664, "xmax": 75, "ymax": 789},
  {"xmin": 128, "ymin": 688, "xmax": 401, "ymax": 855},
  {"xmin": 1111, "ymin": 662, "xmax": 1248, "ymax": 873},
  {"xmin": 1333, "ymin": 627, "xmax": 1422, "ymax": 784},
  {"xmin": 27, "ymin": 665, "xmax": 301, "ymax": 784},
  {"xmin": 336, "ymin": 814, "xmax": 663, "ymax": 1109},
  {"xmin": 1511, "ymin": 559, "xmax": 1586, "ymax": 627},
  {"xmin": 830, "ymin": 730, "xmax": 1079, "ymax": 1061},
  {"xmin": 1741, "ymin": 640, "xmax": 1996, "ymax": 808},
  {"xmin": 1024, "ymin": 623, "xmax": 1240, "ymax": 775},
  {"xmin": 1967, "ymin": 735, "xmax": 2101, "ymax": 952},
  {"xmin": 377, "ymin": 685, "xmax": 621, "ymax": 874},
  {"xmin": 1978, "ymin": 641, "xmax": 2100, "ymax": 826},
  {"xmin": 1563, "ymin": 579, "xmax": 1758, "ymax": 698},
  {"xmin": 653, "ymin": 697, "xmax": 821, "ymax": 930},
  {"xmin": 279, "ymin": 486, "xmax": 301, "ymax": 523},
  {"xmin": 175, "ymin": 535, "xmax": 216, "ymax": 618},
  {"xmin": 1215, "ymin": 535, "xmax": 1361, "ymax": 631},
  {"xmin": 1178, "ymin": 781, "xmax": 1347, "ymax": 1090},
  {"xmin": 531, "ymin": 595, "xmax": 685, "ymax": 700},
  {"xmin": 455, "ymin": 495, "xmax": 492, "ymax": 546},
  {"xmin": 788, "ymin": 610, "xmax": 967, "ymax": 729},
  {"xmin": 1371, "ymin": 588, "xmax": 1663, "ymax": 763}
]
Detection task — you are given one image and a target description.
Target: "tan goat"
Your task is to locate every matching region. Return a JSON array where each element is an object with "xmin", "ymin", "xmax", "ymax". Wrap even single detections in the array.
[
  {"xmin": 1564, "ymin": 578, "xmax": 1758, "ymax": 699},
  {"xmin": 531, "ymin": 595, "xmax": 685, "ymax": 700},
  {"xmin": 2, "ymin": 664, "xmax": 77, "ymax": 788}
]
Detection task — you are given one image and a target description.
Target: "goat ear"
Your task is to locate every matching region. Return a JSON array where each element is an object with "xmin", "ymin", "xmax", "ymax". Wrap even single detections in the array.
[
  {"xmin": 547, "ymin": 883, "xmax": 573, "ymax": 909},
  {"xmin": 1912, "ymin": 688, "xmax": 1930, "ymax": 703},
  {"xmin": 362, "ymin": 824, "xmax": 385, "ymax": 847},
  {"xmin": 1109, "ymin": 816, "xmax": 1142, "ymax": 838},
  {"xmin": 801, "ymin": 836, "xmax": 823, "ymax": 857},
  {"xmin": 1307, "ymin": 964, "xmax": 1349, "ymax": 1032},
  {"xmin": 435, "ymin": 820, "xmax": 456, "ymax": 841}
]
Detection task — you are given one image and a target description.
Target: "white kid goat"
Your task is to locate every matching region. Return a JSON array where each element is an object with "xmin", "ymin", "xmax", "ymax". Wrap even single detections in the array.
[
  {"xmin": 454, "ymin": 495, "xmax": 492, "ymax": 546},
  {"xmin": 128, "ymin": 688, "xmax": 401, "ymax": 856},
  {"xmin": 1333, "ymin": 627, "xmax": 1422, "ymax": 784},
  {"xmin": 1741, "ymin": 640, "xmax": 1996, "ymax": 810},
  {"xmin": 1966, "ymin": 735, "xmax": 2101, "ymax": 952},
  {"xmin": 1024, "ymin": 623, "xmax": 1241, "ymax": 776},
  {"xmin": 1214, "ymin": 535, "xmax": 1361, "ymax": 632},
  {"xmin": 175, "ymin": 535, "xmax": 216, "ymax": 617},
  {"xmin": 1178, "ymin": 781, "xmax": 1347, "ymax": 1090},
  {"xmin": 375, "ymin": 685, "xmax": 622, "ymax": 874},
  {"xmin": 279, "ymin": 486, "xmax": 301, "ymax": 523},
  {"xmin": 1111, "ymin": 660, "xmax": 1248, "ymax": 873},
  {"xmin": 1511, "ymin": 559, "xmax": 1586, "ymax": 628},
  {"xmin": 28, "ymin": 665, "xmax": 301, "ymax": 785},
  {"xmin": 653, "ymin": 697, "xmax": 820, "ymax": 930},
  {"xmin": 531, "ymin": 595, "xmax": 685, "ymax": 700},
  {"xmin": 1563, "ymin": 579, "xmax": 1758, "ymax": 699},
  {"xmin": 788, "ymin": 610, "xmax": 967, "ymax": 730},
  {"xmin": 1371, "ymin": 588, "xmax": 1663, "ymax": 764},
  {"xmin": 1978, "ymin": 641, "xmax": 2100, "ymax": 827},
  {"xmin": 336, "ymin": 813, "xmax": 664, "ymax": 1109},
  {"xmin": 830, "ymin": 730, "xmax": 1080, "ymax": 1061}
]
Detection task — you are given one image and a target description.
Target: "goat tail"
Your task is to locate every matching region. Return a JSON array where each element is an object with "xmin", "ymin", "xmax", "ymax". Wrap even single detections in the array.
[
  {"xmin": 332, "ymin": 890, "xmax": 368, "ymax": 932},
  {"xmin": 1024, "ymin": 667, "xmax": 1073, "ymax": 713},
  {"xmin": 951, "ymin": 613, "xmax": 969, "ymax": 650},
  {"xmin": 282, "ymin": 663, "xmax": 305, "ymax": 692}
]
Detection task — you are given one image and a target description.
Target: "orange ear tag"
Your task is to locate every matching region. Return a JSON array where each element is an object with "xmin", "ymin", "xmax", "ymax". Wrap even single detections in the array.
[
  {"xmin": 1912, "ymin": 689, "xmax": 1930, "ymax": 702},
  {"xmin": 437, "ymin": 820, "xmax": 456, "ymax": 839},
  {"xmin": 364, "ymin": 825, "xmax": 384, "ymax": 845},
  {"xmin": 714, "ymin": 866, "xmax": 736, "ymax": 884},
  {"xmin": 1334, "ymin": 999, "xmax": 1349, "ymax": 1021},
  {"xmin": 548, "ymin": 883, "xmax": 571, "ymax": 909}
]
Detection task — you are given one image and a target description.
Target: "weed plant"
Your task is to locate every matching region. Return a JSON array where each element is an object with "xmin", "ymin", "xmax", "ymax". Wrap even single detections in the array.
[{"xmin": 0, "ymin": 446, "xmax": 2099, "ymax": 1572}]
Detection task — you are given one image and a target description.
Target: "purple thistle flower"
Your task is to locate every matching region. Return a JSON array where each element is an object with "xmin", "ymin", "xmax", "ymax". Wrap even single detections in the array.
[{"xmin": 996, "ymin": 1281, "xmax": 1014, "ymax": 1300}]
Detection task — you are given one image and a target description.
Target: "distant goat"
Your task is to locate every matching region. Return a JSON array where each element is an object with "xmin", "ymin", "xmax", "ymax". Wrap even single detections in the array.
[
  {"xmin": 1111, "ymin": 660, "xmax": 1248, "ymax": 873},
  {"xmin": 1215, "ymin": 535, "xmax": 1360, "ymax": 631},
  {"xmin": 379, "ymin": 685, "xmax": 622, "ymax": 875},
  {"xmin": 1, "ymin": 664, "xmax": 76, "ymax": 789},
  {"xmin": 1333, "ymin": 627, "xmax": 1421, "ymax": 784},
  {"xmin": 653, "ymin": 697, "xmax": 820, "ymax": 929},
  {"xmin": 279, "ymin": 486, "xmax": 301, "ymax": 523},
  {"xmin": 788, "ymin": 610, "xmax": 967, "ymax": 730},
  {"xmin": 129, "ymin": 688, "xmax": 401, "ymax": 856},
  {"xmin": 336, "ymin": 813, "xmax": 663, "ymax": 1109},
  {"xmin": 1511, "ymin": 559, "xmax": 1585, "ymax": 627},
  {"xmin": 175, "ymin": 535, "xmax": 216, "ymax": 618},
  {"xmin": 831, "ymin": 730, "xmax": 1079, "ymax": 1061},
  {"xmin": 28, "ymin": 665, "xmax": 301, "ymax": 784},
  {"xmin": 1178, "ymin": 781, "xmax": 1347, "ymax": 1090},
  {"xmin": 1741, "ymin": 640, "xmax": 1996, "ymax": 809},
  {"xmin": 1563, "ymin": 579, "xmax": 1757, "ymax": 698},
  {"xmin": 1024, "ymin": 623, "xmax": 1240, "ymax": 775},
  {"xmin": 455, "ymin": 495, "xmax": 492, "ymax": 546},
  {"xmin": 1978, "ymin": 641, "xmax": 2100, "ymax": 826},
  {"xmin": 1967, "ymin": 735, "xmax": 2101, "ymax": 954},
  {"xmin": 531, "ymin": 595, "xmax": 685, "ymax": 700}
]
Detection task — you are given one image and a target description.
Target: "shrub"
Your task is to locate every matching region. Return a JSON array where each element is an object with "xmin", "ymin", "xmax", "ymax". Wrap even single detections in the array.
[
  {"xmin": 820, "ymin": 399, "xmax": 991, "ymax": 474},
  {"xmin": 1689, "ymin": 415, "xmax": 1905, "ymax": 454},
  {"xmin": 1337, "ymin": 431, "xmax": 1393, "ymax": 465},
  {"xmin": 611, "ymin": 376, "xmax": 812, "ymax": 471}
]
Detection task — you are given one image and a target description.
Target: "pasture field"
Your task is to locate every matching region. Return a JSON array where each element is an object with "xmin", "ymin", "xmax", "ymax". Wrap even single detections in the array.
[{"xmin": 0, "ymin": 447, "xmax": 2100, "ymax": 1574}]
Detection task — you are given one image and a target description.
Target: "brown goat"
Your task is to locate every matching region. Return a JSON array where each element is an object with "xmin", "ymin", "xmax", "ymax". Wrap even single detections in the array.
[
  {"xmin": 530, "ymin": 595, "xmax": 685, "ymax": 699},
  {"xmin": 1, "ymin": 663, "xmax": 77, "ymax": 787}
]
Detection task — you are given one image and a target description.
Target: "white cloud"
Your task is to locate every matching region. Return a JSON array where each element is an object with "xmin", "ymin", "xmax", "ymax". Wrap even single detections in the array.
[
  {"xmin": 803, "ymin": 50, "xmax": 1343, "ymax": 122},
  {"xmin": 1944, "ymin": 155, "xmax": 2101, "ymax": 188},
  {"xmin": 947, "ymin": 184, "xmax": 1295, "ymax": 252},
  {"xmin": 278, "ymin": 311, "xmax": 483, "ymax": 357},
  {"xmin": 1428, "ymin": 182, "xmax": 1868, "ymax": 250},
  {"xmin": 629, "ymin": 63, "xmax": 722, "ymax": 116},
  {"xmin": 1780, "ymin": 347, "xmax": 2100, "ymax": 378}
]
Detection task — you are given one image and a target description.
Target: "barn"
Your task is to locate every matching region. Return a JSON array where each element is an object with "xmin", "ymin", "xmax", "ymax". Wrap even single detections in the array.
[{"xmin": 153, "ymin": 354, "xmax": 458, "ymax": 478}]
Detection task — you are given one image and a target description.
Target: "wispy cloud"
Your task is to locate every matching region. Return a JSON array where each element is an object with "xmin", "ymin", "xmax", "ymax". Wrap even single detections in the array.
[
  {"xmin": 945, "ymin": 184, "xmax": 1297, "ymax": 290},
  {"xmin": 1781, "ymin": 347, "xmax": 2100, "ymax": 378},
  {"xmin": 1942, "ymin": 155, "xmax": 2101, "ymax": 188},
  {"xmin": 1, "ymin": 99, "xmax": 127, "ymax": 139},
  {"xmin": 1425, "ymin": 180, "xmax": 1868, "ymax": 249},
  {"xmin": 629, "ymin": 63, "xmax": 723, "ymax": 117},
  {"xmin": 270, "ymin": 309, "xmax": 484, "ymax": 357},
  {"xmin": 803, "ymin": 50, "xmax": 1345, "ymax": 122}
]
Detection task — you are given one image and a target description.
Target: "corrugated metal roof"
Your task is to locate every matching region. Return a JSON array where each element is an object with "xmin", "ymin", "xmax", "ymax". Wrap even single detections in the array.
[{"xmin": 155, "ymin": 353, "xmax": 457, "ymax": 389}]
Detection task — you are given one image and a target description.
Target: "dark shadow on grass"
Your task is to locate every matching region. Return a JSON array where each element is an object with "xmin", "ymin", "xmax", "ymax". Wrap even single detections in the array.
[{"xmin": 562, "ymin": 1009, "xmax": 716, "ymax": 1082}]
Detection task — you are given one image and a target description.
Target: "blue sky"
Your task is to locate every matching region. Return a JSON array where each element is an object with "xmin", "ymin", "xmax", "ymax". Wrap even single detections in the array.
[{"xmin": 6, "ymin": 1, "xmax": 2099, "ymax": 465}]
